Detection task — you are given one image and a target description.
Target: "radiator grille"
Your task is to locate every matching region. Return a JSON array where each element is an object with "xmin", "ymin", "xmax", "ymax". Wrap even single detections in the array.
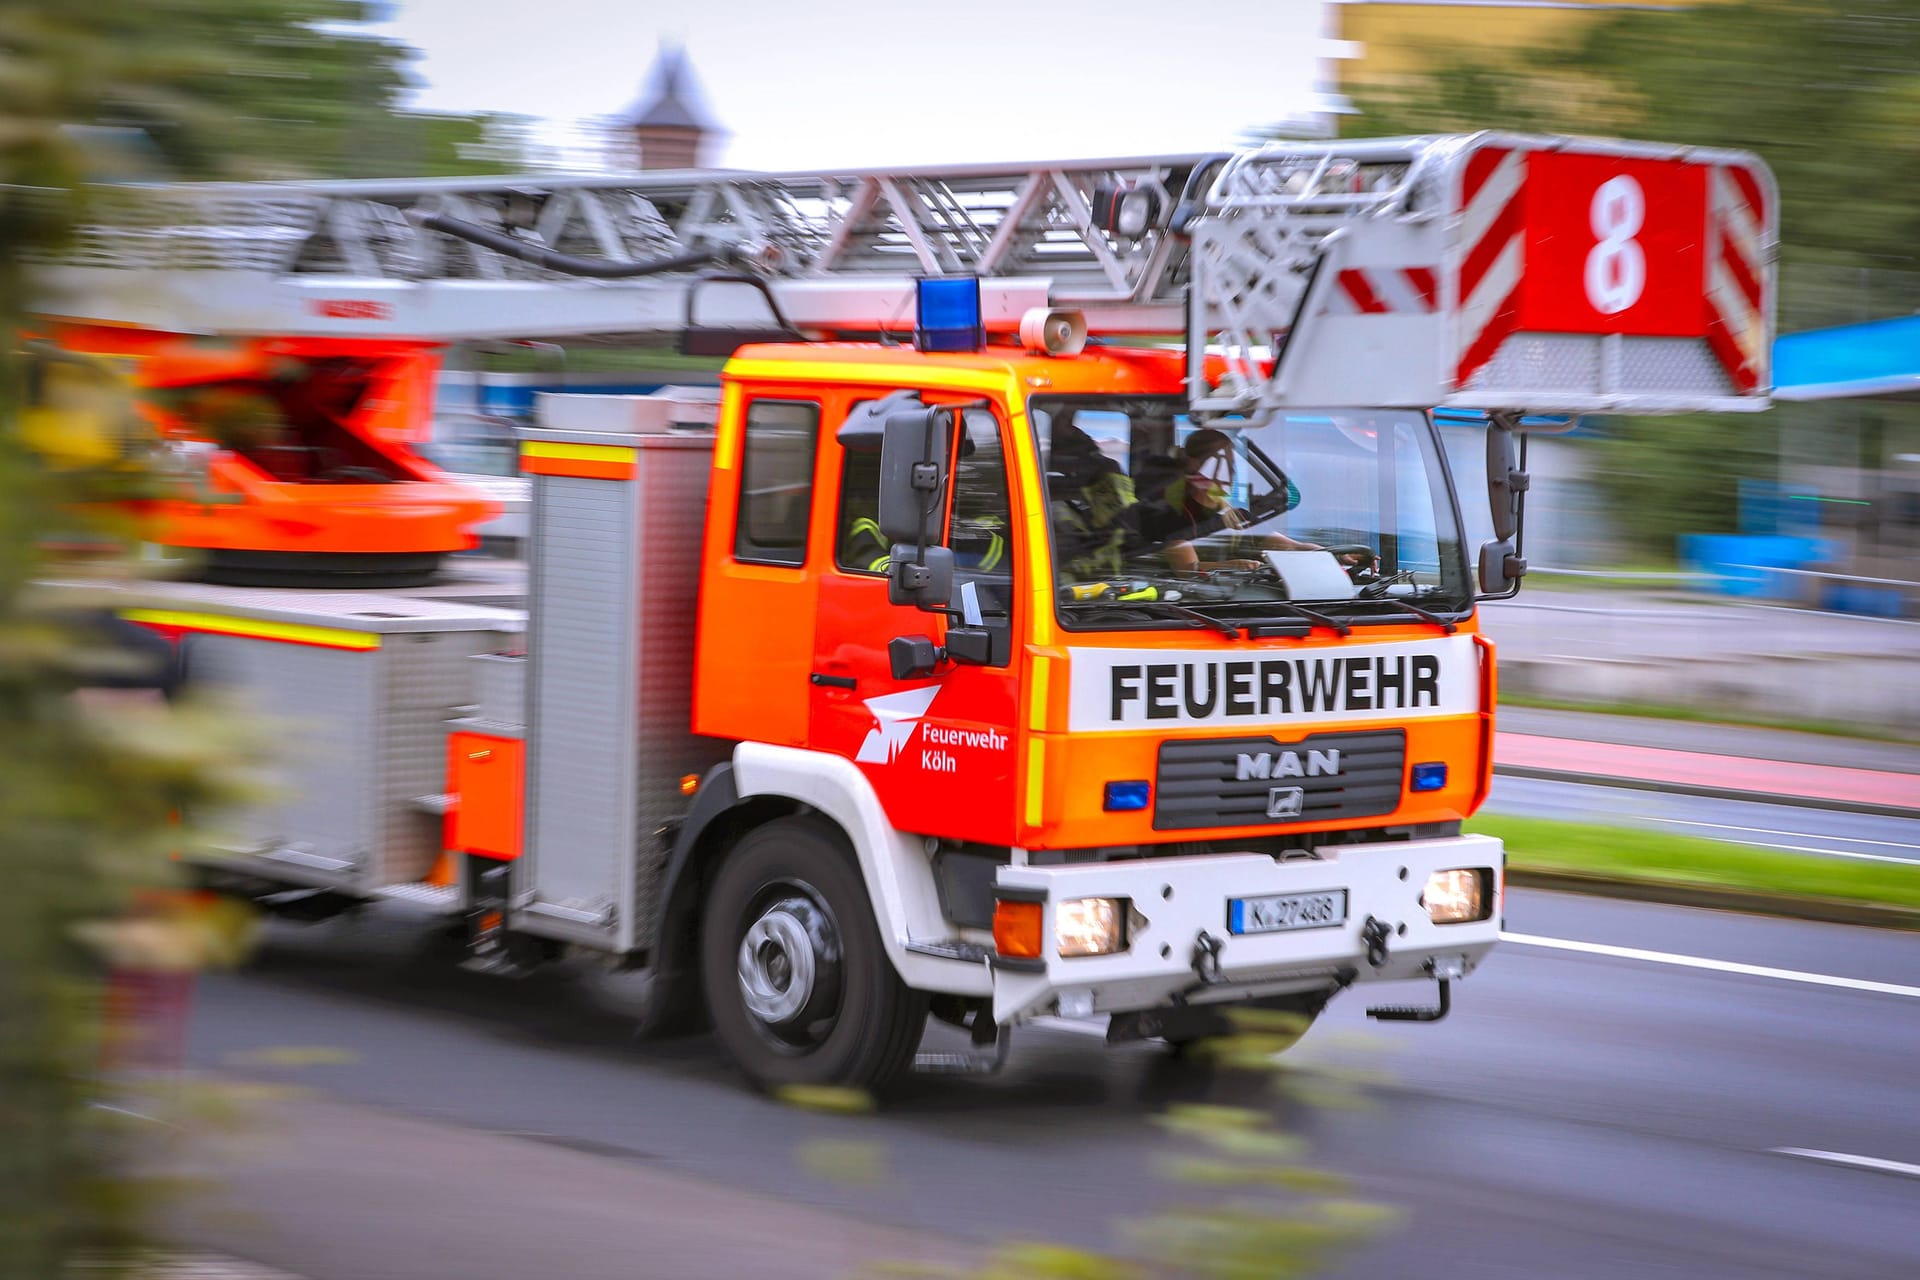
[{"xmin": 1153, "ymin": 729, "xmax": 1406, "ymax": 831}]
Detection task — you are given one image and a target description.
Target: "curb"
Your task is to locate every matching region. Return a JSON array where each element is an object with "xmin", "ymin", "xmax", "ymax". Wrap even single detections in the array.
[
  {"xmin": 1507, "ymin": 866, "xmax": 1920, "ymax": 932},
  {"xmin": 1492, "ymin": 763, "xmax": 1920, "ymax": 821}
]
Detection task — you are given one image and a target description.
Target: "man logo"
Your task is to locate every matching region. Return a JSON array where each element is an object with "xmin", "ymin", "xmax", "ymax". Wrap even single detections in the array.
[
  {"xmin": 1237, "ymin": 749, "xmax": 1340, "ymax": 781},
  {"xmin": 1267, "ymin": 786, "xmax": 1305, "ymax": 819},
  {"xmin": 854, "ymin": 686, "xmax": 940, "ymax": 765}
]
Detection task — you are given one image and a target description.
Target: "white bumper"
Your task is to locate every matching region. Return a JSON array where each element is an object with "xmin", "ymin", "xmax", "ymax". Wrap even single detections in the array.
[{"xmin": 991, "ymin": 834, "xmax": 1503, "ymax": 1025}]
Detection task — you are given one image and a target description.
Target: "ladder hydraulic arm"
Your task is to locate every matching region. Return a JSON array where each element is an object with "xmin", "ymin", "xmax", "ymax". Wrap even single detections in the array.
[{"xmin": 33, "ymin": 133, "xmax": 1779, "ymax": 419}]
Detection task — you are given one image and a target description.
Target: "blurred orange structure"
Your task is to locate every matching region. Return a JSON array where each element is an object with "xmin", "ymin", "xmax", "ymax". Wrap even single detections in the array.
[{"xmin": 45, "ymin": 324, "xmax": 495, "ymax": 586}]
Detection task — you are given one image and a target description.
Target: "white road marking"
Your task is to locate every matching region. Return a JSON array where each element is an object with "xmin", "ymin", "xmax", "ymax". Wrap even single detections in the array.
[
  {"xmin": 1644, "ymin": 816, "xmax": 1920, "ymax": 853},
  {"xmin": 1501, "ymin": 932, "xmax": 1920, "ymax": 1001},
  {"xmin": 88, "ymin": 1101, "xmax": 171, "ymax": 1127},
  {"xmin": 1772, "ymin": 1147, "xmax": 1920, "ymax": 1180},
  {"xmin": 1639, "ymin": 833, "xmax": 1920, "ymax": 866}
]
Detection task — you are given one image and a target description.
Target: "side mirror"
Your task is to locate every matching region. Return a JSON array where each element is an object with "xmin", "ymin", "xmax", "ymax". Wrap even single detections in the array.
[
  {"xmin": 889, "ymin": 635, "xmax": 941, "ymax": 681},
  {"xmin": 888, "ymin": 544, "xmax": 953, "ymax": 609},
  {"xmin": 878, "ymin": 406, "xmax": 952, "ymax": 545},
  {"xmin": 1478, "ymin": 538, "xmax": 1528, "ymax": 593},
  {"xmin": 1485, "ymin": 422, "xmax": 1529, "ymax": 543},
  {"xmin": 943, "ymin": 624, "xmax": 1010, "ymax": 667},
  {"xmin": 879, "ymin": 405, "xmax": 954, "ymax": 610}
]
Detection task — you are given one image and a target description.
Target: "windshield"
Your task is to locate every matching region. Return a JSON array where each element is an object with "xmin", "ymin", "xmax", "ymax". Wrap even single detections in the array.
[{"xmin": 1031, "ymin": 397, "xmax": 1472, "ymax": 630}]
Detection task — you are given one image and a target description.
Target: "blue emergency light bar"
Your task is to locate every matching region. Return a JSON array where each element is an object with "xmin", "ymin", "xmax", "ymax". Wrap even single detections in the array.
[{"xmin": 914, "ymin": 277, "xmax": 984, "ymax": 353}]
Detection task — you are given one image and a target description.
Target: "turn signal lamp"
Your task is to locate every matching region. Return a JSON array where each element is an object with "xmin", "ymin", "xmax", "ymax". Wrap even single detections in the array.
[
  {"xmin": 914, "ymin": 276, "xmax": 984, "ymax": 353},
  {"xmin": 1410, "ymin": 762, "xmax": 1448, "ymax": 792},
  {"xmin": 1423, "ymin": 869, "xmax": 1489, "ymax": 924},
  {"xmin": 993, "ymin": 899, "xmax": 1043, "ymax": 959},
  {"xmin": 1057, "ymin": 897, "xmax": 1127, "ymax": 958},
  {"xmin": 1103, "ymin": 781, "xmax": 1150, "ymax": 812}
]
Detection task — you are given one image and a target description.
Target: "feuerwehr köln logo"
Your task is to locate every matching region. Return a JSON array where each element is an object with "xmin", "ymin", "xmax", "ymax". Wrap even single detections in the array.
[{"xmin": 855, "ymin": 686, "xmax": 940, "ymax": 765}]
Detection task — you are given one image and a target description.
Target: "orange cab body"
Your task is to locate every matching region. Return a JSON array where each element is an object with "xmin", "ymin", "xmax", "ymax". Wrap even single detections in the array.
[{"xmin": 692, "ymin": 342, "xmax": 1495, "ymax": 854}]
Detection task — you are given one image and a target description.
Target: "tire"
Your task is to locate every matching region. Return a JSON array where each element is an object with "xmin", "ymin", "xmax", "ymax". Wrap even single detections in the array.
[{"xmin": 701, "ymin": 816, "xmax": 927, "ymax": 1093}]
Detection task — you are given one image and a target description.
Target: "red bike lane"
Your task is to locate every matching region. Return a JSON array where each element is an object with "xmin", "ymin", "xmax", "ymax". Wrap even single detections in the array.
[{"xmin": 1493, "ymin": 732, "xmax": 1920, "ymax": 816}]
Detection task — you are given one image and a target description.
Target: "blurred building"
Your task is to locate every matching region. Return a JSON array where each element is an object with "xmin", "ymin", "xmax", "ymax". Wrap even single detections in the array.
[{"xmin": 621, "ymin": 43, "xmax": 722, "ymax": 171}]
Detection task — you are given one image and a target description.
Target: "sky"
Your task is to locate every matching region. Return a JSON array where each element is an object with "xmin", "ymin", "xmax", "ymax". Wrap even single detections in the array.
[{"xmin": 372, "ymin": 0, "xmax": 1329, "ymax": 172}]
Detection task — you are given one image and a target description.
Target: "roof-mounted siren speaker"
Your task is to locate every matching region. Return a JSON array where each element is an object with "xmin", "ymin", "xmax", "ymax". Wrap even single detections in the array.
[{"xmin": 1019, "ymin": 307, "xmax": 1087, "ymax": 357}]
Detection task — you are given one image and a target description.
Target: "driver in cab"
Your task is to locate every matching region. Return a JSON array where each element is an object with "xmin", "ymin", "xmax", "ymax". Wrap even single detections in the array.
[{"xmin": 1159, "ymin": 428, "xmax": 1331, "ymax": 572}]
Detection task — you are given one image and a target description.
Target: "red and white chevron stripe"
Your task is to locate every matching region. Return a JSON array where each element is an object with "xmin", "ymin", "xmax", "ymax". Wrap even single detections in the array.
[
  {"xmin": 1706, "ymin": 164, "xmax": 1767, "ymax": 393},
  {"xmin": 1453, "ymin": 147, "xmax": 1526, "ymax": 390},
  {"xmin": 1326, "ymin": 266, "xmax": 1439, "ymax": 315}
]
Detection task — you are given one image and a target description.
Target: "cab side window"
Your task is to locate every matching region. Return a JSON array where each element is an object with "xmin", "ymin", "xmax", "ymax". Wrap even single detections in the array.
[
  {"xmin": 734, "ymin": 400, "xmax": 819, "ymax": 566},
  {"xmin": 835, "ymin": 404, "xmax": 1013, "ymax": 582},
  {"xmin": 950, "ymin": 408, "xmax": 1012, "ymax": 586},
  {"xmin": 834, "ymin": 403, "xmax": 889, "ymax": 574}
]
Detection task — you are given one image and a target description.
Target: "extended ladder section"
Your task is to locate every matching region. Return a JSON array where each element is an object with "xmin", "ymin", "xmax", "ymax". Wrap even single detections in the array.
[
  {"xmin": 34, "ymin": 132, "xmax": 1777, "ymax": 417},
  {"xmin": 1185, "ymin": 133, "xmax": 1778, "ymax": 417}
]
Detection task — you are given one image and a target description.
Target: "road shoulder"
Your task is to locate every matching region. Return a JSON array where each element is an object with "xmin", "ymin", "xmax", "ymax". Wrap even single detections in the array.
[{"xmin": 154, "ymin": 1082, "xmax": 979, "ymax": 1280}]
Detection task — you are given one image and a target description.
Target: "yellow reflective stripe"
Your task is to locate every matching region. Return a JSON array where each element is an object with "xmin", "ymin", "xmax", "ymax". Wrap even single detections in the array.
[
  {"xmin": 865, "ymin": 554, "xmax": 891, "ymax": 572},
  {"xmin": 851, "ymin": 517, "xmax": 882, "ymax": 538},
  {"xmin": 1028, "ymin": 655, "xmax": 1052, "ymax": 732},
  {"xmin": 520, "ymin": 441, "xmax": 638, "ymax": 464},
  {"xmin": 979, "ymin": 532, "xmax": 1004, "ymax": 571},
  {"xmin": 1024, "ymin": 737, "xmax": 1046, "ymax": 828},
  {"xmin": 122, "ymin": 608, "xmax": 381, "ymax": 651},
  {"xmin": 726, "ymin": 358, "xmax": 1010, "ymax": 394}
]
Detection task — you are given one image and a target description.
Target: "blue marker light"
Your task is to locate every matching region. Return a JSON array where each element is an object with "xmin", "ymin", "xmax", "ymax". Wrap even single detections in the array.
[
  {"xmin": 1410, "ymin": 762, "xmax": 1448, "ymax": 792},
  {"xmin": 1103, "ymin": 781, "xmax": 1151, "ymax": 811},
  {"xmin": 914, "ymin": 277, "xmax": 984, "ymax": 353}
]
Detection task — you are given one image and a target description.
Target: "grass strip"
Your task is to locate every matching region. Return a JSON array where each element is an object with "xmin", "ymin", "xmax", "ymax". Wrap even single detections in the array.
[{"xmin": 1467, "ymin": 814, "xmax": 1920, "ymax": 911}]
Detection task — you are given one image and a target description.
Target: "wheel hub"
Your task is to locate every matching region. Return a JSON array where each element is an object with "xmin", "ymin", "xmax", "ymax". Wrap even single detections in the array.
[{"xmin": 737, "ymin": 896, "xmax": 838, "ymax": 1029}]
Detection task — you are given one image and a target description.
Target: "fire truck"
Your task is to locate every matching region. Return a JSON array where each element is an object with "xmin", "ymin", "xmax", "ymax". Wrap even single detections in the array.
[{"xmin": 54, "ymin": 134, "xmax": 1777, "ymax": 1091}]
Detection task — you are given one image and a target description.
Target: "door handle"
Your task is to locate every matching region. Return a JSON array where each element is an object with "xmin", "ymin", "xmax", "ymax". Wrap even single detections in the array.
[{"xmin": 809, "ymin": 673, "xmax": 857, "ymax": 690}]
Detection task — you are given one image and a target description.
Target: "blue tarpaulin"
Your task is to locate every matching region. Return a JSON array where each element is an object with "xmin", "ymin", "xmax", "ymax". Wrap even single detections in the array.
[{"xmin": 1774, "ymin": 315, "xmax": 1920, "ymax": 402}]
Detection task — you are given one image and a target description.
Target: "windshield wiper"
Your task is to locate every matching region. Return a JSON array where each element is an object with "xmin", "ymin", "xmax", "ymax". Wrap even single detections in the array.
[
  {"xmin": 1317, "ymin": 596, "xmax": 1461, "ymax": 633},
  {"xmin": 1062, "ymin": 599, "xmax": 1238, "ymax": 637},
  {"xmin": 1224, "ymin": 599, "xmax": 1350, "ymax": 637}
]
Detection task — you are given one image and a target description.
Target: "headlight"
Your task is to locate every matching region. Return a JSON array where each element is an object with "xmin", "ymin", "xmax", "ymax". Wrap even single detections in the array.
[
  {"xmin": 1423, "ymin": 869, "xmax": 1489, "ymax": 924},
  {"xmin": 1057, "ymin": 897, "xmax": 1127, "ymax": 957}
]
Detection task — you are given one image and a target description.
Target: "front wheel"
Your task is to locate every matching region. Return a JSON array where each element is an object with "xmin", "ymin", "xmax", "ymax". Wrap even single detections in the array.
[{"xmin": 701, "ymin": 816, "xmax": 927, "ymax": 1093}]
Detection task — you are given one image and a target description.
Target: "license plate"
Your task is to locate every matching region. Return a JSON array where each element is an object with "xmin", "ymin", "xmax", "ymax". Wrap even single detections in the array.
[{"xmin": 1228, "ymin": 889, "xmax": 1348, "ymax": 935}]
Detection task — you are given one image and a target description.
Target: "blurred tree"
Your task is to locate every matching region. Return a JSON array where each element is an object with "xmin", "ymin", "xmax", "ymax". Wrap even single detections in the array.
[
  {"xmin": 1332, "ymin": 0, "xmax": 1920, "ymax": 556},
  {"xmin": 9, "ymin": 0, "xmax": 537, "ymax": 180},
  {"xmin": 1, "ymin": 6, "xmax": 265, "ymax": 1277}
]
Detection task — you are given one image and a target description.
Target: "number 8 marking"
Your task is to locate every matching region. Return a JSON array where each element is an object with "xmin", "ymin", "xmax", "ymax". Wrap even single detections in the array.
[{"xmin": 1585, "ymin": 175, "xmax": 1646, "ymax": 315}]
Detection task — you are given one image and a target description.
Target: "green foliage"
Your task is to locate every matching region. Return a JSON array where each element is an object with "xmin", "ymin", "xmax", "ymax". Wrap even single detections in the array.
[
  {"xmin": 0, "ymin": 0, "xmax": 535, "ymax": 181},
  {"xmin": 856, "ymin": 1021, "xmax": 1393, "ymax": 1279},
  {"xmin": 0, "ymin": 8, "xmax": 268, "ymax": 1275},
  {"xmin": 1587, "ymin": 410, "xmax": 1780, "ymax": 557}
]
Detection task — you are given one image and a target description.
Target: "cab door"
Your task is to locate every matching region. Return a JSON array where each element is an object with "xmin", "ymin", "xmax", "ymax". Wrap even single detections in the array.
[
  {"xmin": 694, "ymin": 385, "xmax": 823, "ymax": 747},
  {"xmin": 809, "ymin": 397, "xmax": 1021, "ymax": 847}
]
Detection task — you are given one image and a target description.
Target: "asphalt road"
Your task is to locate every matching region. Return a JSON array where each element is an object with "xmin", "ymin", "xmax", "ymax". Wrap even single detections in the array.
[{"xmin": 165, "ymin": 855, "xmax": 1920, "ymax": 1278}]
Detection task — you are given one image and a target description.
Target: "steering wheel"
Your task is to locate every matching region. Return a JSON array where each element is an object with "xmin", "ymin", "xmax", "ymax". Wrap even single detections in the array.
[{"xmin": 1315, "ymin": 543, "xmax": 1380, "ymax": 584}]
